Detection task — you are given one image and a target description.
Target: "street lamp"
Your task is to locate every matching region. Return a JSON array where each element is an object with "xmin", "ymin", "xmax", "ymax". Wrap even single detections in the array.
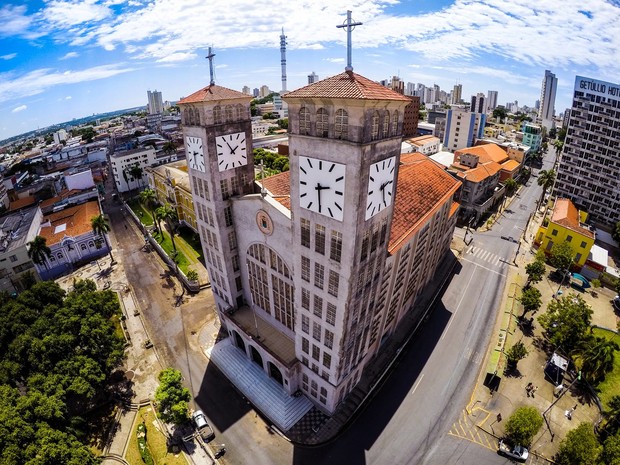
[{"xmin": 542, "ymin": 371, "xmax": 581, "ymax": 441}]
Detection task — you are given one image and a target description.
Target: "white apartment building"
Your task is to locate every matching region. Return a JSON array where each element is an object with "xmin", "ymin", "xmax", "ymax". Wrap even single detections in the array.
[
  {"xmin": 538, "ymin": 70, "xmax": 557, "ymax": 130},
  {"xmin": 110, "ymin": 147, "xmax": 156, "ymax": 192},
  {"xmin": 487, "ymin": 90, "xmax": 498, "ymax": 111},
  {"xmin": 435, "ymin": 108, "xmax": 486, "ymax": 152},
  {"xmin": 147, "ymin": 90, "xmax": 164, "ymax": 115}
]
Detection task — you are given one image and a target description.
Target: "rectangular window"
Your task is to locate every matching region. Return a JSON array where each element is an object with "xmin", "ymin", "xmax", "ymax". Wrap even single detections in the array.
[
  {"xmin": 207, "ymin": 208, "xmax": 215, "ymax": 226},
  {"xmin": 566, "ymin": 235, "xmax": 573, "ymax": 242},
  {"xmin": 326, "ymin": 303, "xmax": 336, "ymax": 326},
  {"xmin": 312, "ymin": 345, "xmax": 320, "ymax": 361},
  {"xmin": 231, "ymin": 175, "xmax": 240, "ymax": 195},
  {"xmin": 315, "ymin": 224, "xmax": 326, "ymax": 254},
  {"xmin": 235, "ymin": 276, "xmax": 242, "ymax": 293},
  {"xmin": 575, "ymin": 253, "xmax": 582, "ymax": 262},
  {"xmin": 9, "ymin": 255, "xmax": 17, "ymax": 263},
  {"xmin": 232, "ymin": 254, "xmax": 240, "ymax": 272},
  {"xmin": 302, "ymin": 337, "xmax": 309, "ymax": 354},
  {"xmin": 203, "ymin": 180, "xmax": 210, "ymax": 201},
  {"xmin": 580, "ymin": 241, "xmax": 587, "ymax": 248},
  {"xmin": 313, "ymin": 295, "xmax": 323, "ymax": 318},
  {"xmin": 228, "ymin": 231, "xmax": 237, "ymax": 251},
  {"xmin": 330, "ymin": 230, "xmax": 342, "ymax": 262},
  {"xmin": 312, "ymin": 322, "xmax": 321, "ymax": 342},
  {"xmin": 322, "ymin": 352, "xmax": 332, "ymax": 369},
  {"xmin": 551, "ymin": 229, "xmax": 558, "ymax": 236},
  {"xmin": 360, "ymin": 231, "xmax": 370, "ymax": 261},
  {"xmin": 324, "ymin": 329, "xmax": 334, "ymax": 349},
  {"xmin": 301, "ymin": 288, "xmax": 310, "ymax": 310},
  {"xmin": 301, "ymin": 256, "xmax": 310, "ymax": 282},
  {"xmin": 220, "ymin": 179, "xmax": 230, "ymax": 200},
  {"xmin": 314, "ymin": 263, "xmax": 324, "ymax": 289},
  {"xmin": 301, "ymin": 218, "xmax": 310, "ymax": 248},
  {"xmin": 224, "ymin": 206, "xmax": 233, "ymax": 227},
  {"xmin": 328, "ymin": 270, "xmax": 339, "ymax": 297},
  {"xmin": 302, "ymin": 315, "xmax": 309, "ymax": 334}
]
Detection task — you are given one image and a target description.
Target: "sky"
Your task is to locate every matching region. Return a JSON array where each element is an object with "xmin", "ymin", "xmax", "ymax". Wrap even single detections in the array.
[{"xmin": 2, "ymin": 0, "xmax": 620, "ymax": 140}]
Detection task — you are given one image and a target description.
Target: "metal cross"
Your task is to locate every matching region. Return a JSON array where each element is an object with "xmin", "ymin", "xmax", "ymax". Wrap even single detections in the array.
[
  {"xmin": 337, "ymin": 10, "xmax": 362, "ymax": 72},
  {"xmin": 206, "ymin": 46, "xmax": 216, "ymax": 86}
]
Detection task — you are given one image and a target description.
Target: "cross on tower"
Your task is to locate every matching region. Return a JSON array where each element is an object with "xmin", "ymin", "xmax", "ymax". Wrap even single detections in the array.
[
  {"xmin": 206, "ymin": 47, "xmax": 216, "ymax": 86},
  {"xmin": 336, "ymin": 10, "xmax": 363, "ymax": 72}
]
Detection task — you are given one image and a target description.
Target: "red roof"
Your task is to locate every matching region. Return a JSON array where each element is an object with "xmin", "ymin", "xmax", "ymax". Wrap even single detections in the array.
[
  {"xmin": 261, "ymin": 171, "xmax": 291, "ymax": 210},
  {"xmin": 388, "ymin": 153, "xmax": 461, "ymax": 252},
  {"xmin": 551, "ymin": 198, "xmax": 594, "ymax": 239},
  {"xmin": 284, "ymin": 71, "xmax": 411, "ymax": 102},
  {"xmin": 456, "ymin": 161, "xmax": 502, "ymax": 183},
  {"xmin": 39, "ymin": 200, "xmax": 102, "ymax": 246},
  {"xmin": 179, "ymin": 84, "xmax": 251, "ymax": 104},
  {"xmin": 454, "ymin": 144, "xmax": 508, "ymax": 164}
]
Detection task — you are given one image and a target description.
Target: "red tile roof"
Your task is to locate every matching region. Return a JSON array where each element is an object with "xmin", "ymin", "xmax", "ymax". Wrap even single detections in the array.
[
  {"xmin": 284, "ymin": 71, "xmax": 411, "ymax": 102},
  {"xmin": 551, "ymin": 198, "xmax": 595, "ymax": 239},
  {"xmin": 456, "ymin": 161, "xmax": 502, "ymax": 183},
  {"xmin": 389, "ymin": 153, "xmax": 461, "ymax": 253},
  {"xmin": 501, "ymin": 159, "xmax": 521, "ymax": 172},
  {"xmin": 9, "ymin": 196, "xmax": 36, "ymax": 211},
  {"xmin": 261, "ymin": 171, "xmax": 291, "ymax": 210},
  {"xmin": 39, "ymin": 200, "xmax": 102, "ymax": 246},
  {"xmin": 179, "ymin": 84, "xmax": 251, "ymax": 104},
  {"xmin": 455, "ymin": 144, "xmax": 508, "ymax": 164}
]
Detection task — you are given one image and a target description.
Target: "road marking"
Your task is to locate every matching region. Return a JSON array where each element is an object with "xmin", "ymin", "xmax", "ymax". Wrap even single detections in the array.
[
  {"xmin": 461, "ymin": 257, "xmax": 507, "ymax": 276},
  {"xmin": 410, "ymin": 374, "xmax": 424, "ymax": 395}
]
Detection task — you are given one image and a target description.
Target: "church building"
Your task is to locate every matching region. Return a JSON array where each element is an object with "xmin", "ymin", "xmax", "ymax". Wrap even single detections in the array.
[{"xmin": 178, "ymin": 67, "xmax": 461, "ymax": 422}]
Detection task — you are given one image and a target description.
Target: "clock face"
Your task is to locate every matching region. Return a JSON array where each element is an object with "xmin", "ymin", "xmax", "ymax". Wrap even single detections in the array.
[
  {"xmin": 298, "ymin": 156, "xmax": 346, "ymax": 221},
  {"xmin": 216, "ymin": 132, "xmax": 247, "ymax": 172},
  {"xmin": 186, "ymin": 136, "xmax": 205, "ymax": 172},
  {"xmin": 365, "ymin": 156, "xmax": 396, "ymax": 220}
]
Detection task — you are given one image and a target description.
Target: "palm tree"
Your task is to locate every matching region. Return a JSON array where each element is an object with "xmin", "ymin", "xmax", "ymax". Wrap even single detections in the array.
[
  {"xmin": 576, "ymin": 336, "xmax": 619, "ymax": 383},
  {"xmin": 27, "ymin": 235, "xmax": 52, "ymax": 271},
  {"xmin": 130, "ymin": 164, "xmax": 144, "ymax": 190},
  {"xmin": 139, "ymin": 188, "xmax": 160, "ymax": 234},
  {"xmin": 156, "ymin": 204, "xmax": 178, "ymax": 252},
  {"xmin": 91, "ymin": 214, "xmax": 114, "ymax": 262},
  {"xmin": 504, "ymin": 178, "xmax": 518, "ymax": 197},
  {"xmin": 537, "ymin": 169, "xmax": 555, "ymax": 209},
  {"xmin": 163, "ymin": 141, "xmax": 177, "ymax": 155}
]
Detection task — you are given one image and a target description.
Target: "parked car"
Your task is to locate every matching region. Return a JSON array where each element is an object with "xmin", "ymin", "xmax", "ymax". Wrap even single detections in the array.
[
  {"xmin": 498, "ymin": 439, "xmax": 529, "ymax": 462},
  {"xmin": 192, "ymin": 410, "xmax": 215, "ymax": 442},
  {"xmin": 613, "ymin": 295, "xmax": 620, "ymax": 312}
]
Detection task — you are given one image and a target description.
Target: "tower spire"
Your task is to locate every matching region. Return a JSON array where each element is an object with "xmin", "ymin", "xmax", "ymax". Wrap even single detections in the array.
[
  {"xmin": 206, "ymin": 46, "xmax": 216, "ymax": 86},
  {"xmin": 336, "ymin": 10, "xmax": 362, "ymax": 72},
  {"xmin": 280, "ymin": 28, "xmax": 287, "ymax": 93}
]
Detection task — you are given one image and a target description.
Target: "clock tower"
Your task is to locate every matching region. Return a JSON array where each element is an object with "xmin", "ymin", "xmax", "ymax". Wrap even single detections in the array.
[
  {"xmin": 178, "ymin": 83, "xmax": 254, "ymax": 315},
  {"xmin": 284, "ymin": 71, "xmax": 411, "ymax": 408}
]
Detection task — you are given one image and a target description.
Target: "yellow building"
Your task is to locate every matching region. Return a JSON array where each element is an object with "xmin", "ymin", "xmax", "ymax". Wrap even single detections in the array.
[
  {"xmin": 535, "ymin": 198, "xmax": 595, "ymax": 267},
  {"xmin": 145, "ymin": 160, "xmax": 197, "ymax": 231}
]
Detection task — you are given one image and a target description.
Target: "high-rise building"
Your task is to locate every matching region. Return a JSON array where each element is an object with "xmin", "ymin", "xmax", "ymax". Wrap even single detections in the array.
[
  {"xmin": 177, "ymin": 70, "xmax": 461, "ymax": 421},
  {"xmin": 253, "ymin": 88, "xmax": 260, "ymax": 98},
  {"xmin": 452, "ymin": 84, "xmax": 462, "ymax": 104},
  {"xmin": 538, "ymin": 70, "xmax": 558, "ymax": 129},
  {"xmin": 402, "ymin": 96, "xmax": 420, "ymax": 137},
  {"xmin": 487, "ymin": 90, "xmax": 498, "ymax": 111},
  {"xmin": 242, "ymin": 86, "xmax": 251, "ymax": 95},
  {"xmin": 308, "ymin": 72, "xmax": 319, "ymax": 84},
  {"xmin": 390, "ymin": 76, "xmax": 404, "ymax": 94},
  {"xmin": 147, "ymin": 90, "xmax": 163, "ymax": 115},
  {"xmin": 260, "ymin": 85, "xmax": 271, "ymax": 97},
  {"xmin": 405, "ymin": 82, "xmax": 416, "ymax": 96},
  {"xmin": 470, "ymin": 93, "xmax": 486, "ymax": 114},
  {"xmin": 554, "ymin": 76, "xmax": 620, "ymax": 228},
  {"xmin": 280, "ymin": 28, "xmax": 287, "ymax": 93},
  {"xmin": 436, "ymin": 108, "xmax": 486, "ymax": 152}
]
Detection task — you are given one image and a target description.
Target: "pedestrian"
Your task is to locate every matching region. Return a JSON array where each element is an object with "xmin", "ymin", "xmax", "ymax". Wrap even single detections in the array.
[
  {"xmin": 531, "ymin": 386, "xmax": 538, "ymax": 398},
  {"xmin": 554, "ymin": 384, "xmax": 564, "ymax": 397},
  {"xmin": 526, "ymin": 382, "xmax": 533, "ymax": 397}
]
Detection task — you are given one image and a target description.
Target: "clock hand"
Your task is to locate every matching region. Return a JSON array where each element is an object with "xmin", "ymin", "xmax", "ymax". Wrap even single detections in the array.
[{"xmin": 315, "ymin": 183, "xmax": 330, "ymax": 212}]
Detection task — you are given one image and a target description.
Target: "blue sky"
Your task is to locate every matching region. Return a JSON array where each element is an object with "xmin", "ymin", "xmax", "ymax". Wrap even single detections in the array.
[{"xmin": 2, "ymin": 0, "xmax": 620, "ymax": 140}]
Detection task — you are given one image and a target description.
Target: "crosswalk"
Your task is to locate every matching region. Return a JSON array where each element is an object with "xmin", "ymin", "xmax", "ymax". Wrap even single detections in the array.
[{"xmin": 467, "ymin": 246, "xmax": 504, "ymax": 266}]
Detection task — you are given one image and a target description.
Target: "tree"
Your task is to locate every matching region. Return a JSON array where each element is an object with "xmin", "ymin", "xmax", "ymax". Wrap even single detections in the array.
[
  {"xmin": 602, "ymin": 431, "xmax": 620, "ymax": 465},
  {"xmin": 129, "ymin": 163, "xmax": 144, "ymax": 190},
  {"xmin": 538, "ymin": 294, "xmax": 592, "ymax": 353},
  {"xmin": 549, "ymin": 241, "xmax": 575, "ymax": 271},
  {"xmin": 155, "ymin": 368, "xmax": 190, "ymax": 425},
  {"xmin": 156, "ymin": 204, "xmax": 178, "ymax": 252},
  {"xmin": 139, "ymin": 188, "xmax": 160, "ymax": 234},
  {"xmin": 525, "ymin": 259, "xmax": 546, "ymax": 285},
  {"xmin": 505, "ymin": 341, "xmax": 529, "ymax": 369},
  {"xmin": 27, "ymin": 235, "xmax": 52, "ymax": 271},
  {"xmin": 575, "ymin": 335, "xmax": 619, "ymax": 384},
  {"xmin": 519, "ymin": 286, "xmax": 542, "ymax": 316},
  {"xmin": 612, "ymin": 221, "xmax": 620, "ymax": 244},
  {"xmin": 91, "ymin": 214, "xmax": 113, "ymax": 262},
  {"xmin": 163, "ymin": 140, "xmax": 177, "ymax": 155},
  {"xmin": 556, "ymin": 422, "xmax": 602, "ymax": 465},
  {"xmin": 504, "ymin": 178, "xmax": 518, "ymax": 197},
  {"xmin": 277, "ymin": 118, "xmax": 288, "ymax": 129},
  {"xmin": 186, "ymin": 270, "xmax": 199, "ymax": 282},
  {"xmin": 537, "ymin": 169, "xmax": 556, "ymax": 208},
  {"xmin": 505, "ymin": 406, "xmax": 543, "ymax": 446},
  {"xmin": 493, "ymin": 107, "xmax": 508, "ymax": 122}
]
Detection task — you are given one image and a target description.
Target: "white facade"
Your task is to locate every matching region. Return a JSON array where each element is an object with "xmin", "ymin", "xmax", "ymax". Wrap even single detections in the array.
[
  {"xmin": 110, "ymin": 147, "xmax": 156, "ymax": 192},
  {"xmin": 539, "ymin": 70, "xmax": 557, "ymax": 129},
  {"xmin": 438, "ymin": 108, "xmax": 486, "ymax": 152},
  {"xmin": 64, "ymin": 169, "xmax": 95, "ymax": 190},
  {"xmin": 487, "ymin": 90, "xmax": 498, "ymax": 111},
  {"xmin": 147, "ymin": 90, "xmax": 164, "ymax": 115},
  {"xmin": 53, "ymin": 129, "xmax": 67, "ymax": 144}
]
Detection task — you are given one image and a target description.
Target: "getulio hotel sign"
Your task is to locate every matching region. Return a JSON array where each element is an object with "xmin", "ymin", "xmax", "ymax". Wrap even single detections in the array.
[{"xmin": 576, "ymin": 76, "xmax": 620, "ymax": 98}]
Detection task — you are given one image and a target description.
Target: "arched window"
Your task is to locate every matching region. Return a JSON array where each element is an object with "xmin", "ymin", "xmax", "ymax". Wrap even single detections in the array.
[
  {"xmin": 392, "ymin": 110, "xmax": 399, "ymax": 136},
  {"xmin": 57, "ymin": 252, "xmax": 63, "ymax": 259},
  {"xmin": 371, "ymin": 111, "xmax": 380, "ymax": 141},
  {"xmin": 225, "ymin": 105, "xmax": 234, "ymax": 122},
  {"xmin": 192, "ymin": 108, "xmax": 200, "ymax": 125},
  {"xmin": 383, "ymin": 110, "xmax": 390, "ymax": 138},
  {"xmin": 299, "ymin": 107, "xmax": 310, "ymax": 135},
  {"xmin": 335, "ymin": 109, "xmax": 348, "ymax": 139},
  {"xmin": 236, "ymin": 104, "xmax": 245, "ymax": 121},
  {"xmin": 213, "ymin": 106, "xmax": 222, "ymax": 124},
  {"xmin": 246, "ymin": 243, "xmax": 294, "ymax": 330},
  {"xmin": 80, "ymin": 244, "xmax": 87, "ymax": 251},
  {"xmin": 88, "ymin": 241, "xmax": 94, "ymax": 247},
  {"xmin": 316, "ymin": 108, "xmax": 329, "ymax": 138}
]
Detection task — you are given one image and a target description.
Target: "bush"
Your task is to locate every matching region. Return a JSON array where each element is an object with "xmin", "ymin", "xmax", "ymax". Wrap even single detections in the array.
[{"xmin": 136, "ymin": 423, "xmax": 154, "ymax": 465}]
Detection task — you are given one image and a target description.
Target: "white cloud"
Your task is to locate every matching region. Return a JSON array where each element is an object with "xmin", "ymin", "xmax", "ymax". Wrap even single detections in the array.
[
  {"xmin": 326, "ymin": 58, "xmax": 345, "ymax": 63},
  {"xmin": 60, "ymin": 52, "xmax": 79, "ymax": 60},
  {"xmin": 65, "ymin": 95, "xmax": 72, "ymax": 100},
  {"xmin": 0, "ymin": 4, "xmax": 32, "ymax": 37},
  {"xmin": 42, "ymin": 0, "xmax": 112, "ymax": 28},
  {"xmin": 1, "ymin": 53, "xmax": 17, "ymax": 60},
  {"xmin": 0, "ymin": 64, "xmax": 136, "ymax": 103},
  {"xmin": 12, "ymin": 105, "xmax": 27, "ymax": 113},
  {"xmin": 156, "ymin": 52, "xmax": 197, "ymax": 63}
]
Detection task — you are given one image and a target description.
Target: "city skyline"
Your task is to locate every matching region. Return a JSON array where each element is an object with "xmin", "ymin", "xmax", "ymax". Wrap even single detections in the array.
[{"xmin": 2, "ymin": 0, "xmax": 620, "ymax": 140}]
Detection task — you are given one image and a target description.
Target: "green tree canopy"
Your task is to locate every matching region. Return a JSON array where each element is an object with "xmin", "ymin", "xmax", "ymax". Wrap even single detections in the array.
[
  {"xmin": 612, "ymin": 221, "xmax": 620, "ymax": 244},
  {"xmin": 519, "ymin": 286, "xmax": 542, "ymax": 315},
  {"xmin": 505, "ymin": 341, "xmax": 529, "ymax": 367},
  {"xmin": 140, "ymin": 188, "xmax": 160, "ymax": 234},
  {"xmin": 27, "ymin": 235, "xmax": 52, "ymax": 270},
  {"xmin": 538, "ymin": 294, "xmax": 592, "ymax": 353},
  {"xmin": 156, "ymin": 204, "xmax": 178, "ymax": 251},
  {"xmin": 504, "ymin": 178, "xmax": 518, "ymax": 197},
  {"xmin": 505, "ymin": 406, "xmax": 543, "ymax": 446},
  {"xmin": 576, "ymin": 335, "xmax": 619, "ymax": 384},
  {"xmin": 549, "ymin": 241, "xmax": 575, "ymax": 271},
  {"xmin": 537, "ymin": 169, "xmax": 556, "ymax": 208},
  {"xmin": 556, "ymin": 422, "xmax": 602, "ymax": 465},
  {"xmin": 91, "ymin": 214, "xmax": 113, "ymax": 262},
  {"xmin": 602, "ymin": 430, "xmax": 620, "ymax": 465},
  {"xmin": 493, "ymin": 107, "xmax": 508, "ymax": 122},
  {"xmin": 155, "ymin": 368, "xmax": 190, "ymax": 425},
  {"xmin": 525, "ymin": 259, "xmax": 546, "ymax": 285}
]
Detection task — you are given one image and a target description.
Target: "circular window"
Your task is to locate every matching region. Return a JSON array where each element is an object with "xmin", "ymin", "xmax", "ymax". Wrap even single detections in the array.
[{"xmin": 256, "ymin": 210, "xmax": 274, "ymax": 235}]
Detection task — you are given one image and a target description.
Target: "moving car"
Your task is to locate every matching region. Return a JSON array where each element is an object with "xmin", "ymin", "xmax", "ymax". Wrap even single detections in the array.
[
  {"xmin": 498, "ymin": 439, "xmax": 529, "ymax": 462},
  {"xmin": 192, "ymin": 410, "xmax": 215, "ymax": 442}
]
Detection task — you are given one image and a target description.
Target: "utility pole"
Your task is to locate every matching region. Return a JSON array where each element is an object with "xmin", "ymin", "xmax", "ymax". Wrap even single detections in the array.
[{"xmin": 542, "ymin": 371, "xmax": 581, "ymax": 441}]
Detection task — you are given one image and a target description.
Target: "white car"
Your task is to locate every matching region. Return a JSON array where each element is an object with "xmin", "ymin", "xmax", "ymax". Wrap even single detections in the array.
[
  {"xmin": 192, "ymin": 410, "xmax": 215, "ymax": 442},
  {"xmin": 498, "ymin": 440, "xmax": 529, "ymax": 462}
]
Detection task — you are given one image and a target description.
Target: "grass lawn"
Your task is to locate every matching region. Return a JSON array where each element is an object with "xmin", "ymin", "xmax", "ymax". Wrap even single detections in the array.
[
  {"xmin": 128, "ymin": 199, "xmax": 154, "ymax": 226},
  {"xmin": 178, "ymin": 226, "xmax": 204, "ymax": 263},
  {"xmin": 153, "ymin": 231, "xmax": 191, "ymax": 274},
  {"xmin": 592, "ymin": 327, "xmax": 620, "ymax": 411},
  {"xmin": 126, "ymin": 406, "xmax": 188, "ymax": 465}
]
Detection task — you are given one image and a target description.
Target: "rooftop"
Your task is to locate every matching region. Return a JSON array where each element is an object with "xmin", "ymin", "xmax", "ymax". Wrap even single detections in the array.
[
  {"xmin": 260, "ymin": 171, "xmax": 291, "ymax": 210},
  {"xmin": 456, "ymin": 161, "xmax": 503, "ymax": 183},
  {"xmin": 550, "ymin": 198, "xmax": 595, "ymax": 239},
  {"xmin": 454, "ymin": 143, "xmax": 509, "ymax": 165},
  {"xmin": 38, "ymin": 200, "xmax": 102, "ymax": 245},
  {"xmin": 178, "ymin": 84, "xmax": 251, "ymax": 104},
  {"xmin": 0, "ymin": 207, "xmax": 39, "ymax": 253}
]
